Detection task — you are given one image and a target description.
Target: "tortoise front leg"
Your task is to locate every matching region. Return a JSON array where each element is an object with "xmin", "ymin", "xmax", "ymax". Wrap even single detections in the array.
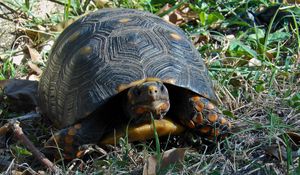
[
  {"xmin": 172, "ymin": 91, "xmax": 231, "ymax": 141},
  {"xmin": 187, "ymin": 95, "xmax": 231, "ymax": 140},
  {"xmin": 44, "ymin": 115, "xmax": 111, "ymax": 160}
]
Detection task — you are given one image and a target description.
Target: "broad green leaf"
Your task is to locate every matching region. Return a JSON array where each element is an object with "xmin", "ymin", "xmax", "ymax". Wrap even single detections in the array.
[
  {"xmin": 199, "ymin": 11, "xmax": 207, "ymax": 26},
  {"xmin": 206, "ymin": 12, "xmax": 224, "ymax": 25},
  {"xmin": 267, "ymin": 32, "xmax": 290, "ymax": 44},
  {"xmin": 248, "ymin": 28, "xmax": 265, "ymax": 40},
  {"xmin": 229, "ymin": 40, "xmax": 258, "ymax": 58}
]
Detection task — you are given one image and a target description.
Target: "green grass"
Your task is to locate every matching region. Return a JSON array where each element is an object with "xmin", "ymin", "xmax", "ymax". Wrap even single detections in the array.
[{"xmin": 0, "ymin": 0, "xmax": 299, "ymax": 174}]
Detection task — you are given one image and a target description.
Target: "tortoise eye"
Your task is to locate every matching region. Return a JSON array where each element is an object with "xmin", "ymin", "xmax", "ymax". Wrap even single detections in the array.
[{"xmin": 133, "ymin": 88, "xmax": 141, "ymax": 96}]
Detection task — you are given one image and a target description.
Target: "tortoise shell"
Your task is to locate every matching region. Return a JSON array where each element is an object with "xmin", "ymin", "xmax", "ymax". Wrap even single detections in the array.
[{"xmin": 38, "ymin": 8, "xmax": 217, "ymax": 128}]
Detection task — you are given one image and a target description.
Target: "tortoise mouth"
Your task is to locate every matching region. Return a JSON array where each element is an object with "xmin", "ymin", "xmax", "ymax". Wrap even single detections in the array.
[{"xmin": 130, "ymin": 100, "xmax": 170, "ymax": 124}]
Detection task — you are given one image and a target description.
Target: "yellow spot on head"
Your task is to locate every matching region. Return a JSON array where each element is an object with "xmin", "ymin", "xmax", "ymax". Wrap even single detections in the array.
[
  {"xmin": 80, "ymin": 46, "xmax": 92, "ymax": 55},
  {"xmin": 145, "ymin": 77, "xmax": 162, "ymax": 82},
  {"xmin": 159, "ymin": 102, "xmax": 170, "ymax": 112},
  {"xmin": 170, "ymin": 33, "xmax": 181, "ymax": 40},
  {"xmin": 117, "ymin": 78, "xmax": 163, "ymax": 92},
  {"xmin": 119, "ymin": 18, "xmax": 131, "ymax": 23},
  {"xmin": 148, "ymin": 85, "xmax": 158, "ymax": 92}
]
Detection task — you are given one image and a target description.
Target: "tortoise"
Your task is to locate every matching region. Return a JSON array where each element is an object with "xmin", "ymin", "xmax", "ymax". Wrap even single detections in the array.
[{"xmin": 38, "ymin": 8, "xmax": 231, "ymax": 159}]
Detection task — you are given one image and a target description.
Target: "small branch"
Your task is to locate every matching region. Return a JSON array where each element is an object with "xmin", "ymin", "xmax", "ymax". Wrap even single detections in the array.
[
  {"xmin": 0, "ymin": 123, "xmax": 11, "ymax": 136},
  {"xmin": 11, "ymin": 121, "xmax": 61, "ymax": 173},
  {"xmin": 48, "ymin": 0, "xmax": 66, "ymax": 6},
  {"xmin": 0, "ymin": 13, "xmax": 13, "ymax": 21},
  {"xmin": 0, "ymin": 113, "xmax": 61, "ymax": 173},
  {"xmin": 4, "ymin": 158, "xmax": 15, "ymax": 175},
  {"xmin": 0, "ymin": 2, "xmax": 18, "ymax": 15},
  {"xmin": 10, "ymin": 112, "xmax": 41, "ymax": 121}
]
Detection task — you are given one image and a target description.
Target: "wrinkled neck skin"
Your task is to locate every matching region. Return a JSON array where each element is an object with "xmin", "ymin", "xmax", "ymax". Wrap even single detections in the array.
[{"xmin": 123, "ymin": 81, "xmax": 170, "ymax": 125}]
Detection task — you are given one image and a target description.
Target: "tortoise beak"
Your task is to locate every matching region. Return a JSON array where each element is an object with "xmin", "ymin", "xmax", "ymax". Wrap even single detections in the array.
[{"xmin": 131, "ymin": 100, "xmax": 170, "ymax": 123}]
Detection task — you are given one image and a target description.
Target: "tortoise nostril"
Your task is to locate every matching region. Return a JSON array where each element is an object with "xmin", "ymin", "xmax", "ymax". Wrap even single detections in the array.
[{"xmin": 148, "ymin": 86, "xmax": 159, "ymax": 95}]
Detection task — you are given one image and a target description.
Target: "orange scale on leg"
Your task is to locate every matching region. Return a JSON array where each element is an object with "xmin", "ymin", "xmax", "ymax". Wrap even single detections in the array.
[
  {"xmin": 199, "ymin": 126, "xmax": 211, "ymax": 134},
  {"xmin": 220, "ymin": 117, "xmax": 228, "ymax": 125},
  {"xmin": 194, "ymin": 101, "xmax": 205, "ymax": 112},
  {"xmin": 211, "ymin": 129, "xmax": 219, "ymax": 137},
  {"xmin": 193, "ymin": 113, "xmax": 204, "ymax": 124},
  {"xmin": 227, "ymin": 122, "xmax": 232, "ymax": 128},
  {"xmin": 186, "ymin": 120, "xmax": 195, "ymax": 129},
  {"xmin": 206, "ymin": 102, "xmax": 215, "ymax": 110},
  {"xmin": 208, "ymin": 113, "xmax": 218, "ymax": 123},
  {"xmin": 76, "ymin": 150, "xmax": 85, "ymax": 158},
  {"xmin": 191, "ymin": 96, "xmax": 201, "ymax": 102}
]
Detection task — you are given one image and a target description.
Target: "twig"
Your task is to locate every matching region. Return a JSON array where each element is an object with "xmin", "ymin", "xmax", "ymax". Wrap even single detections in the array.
[
  {"xmin": 0, "ymin": 2, "xmax": 18, "ymax": 15},
  {"xmin": 11, "ymin": 120, "xmax": 61, "ymax": 173},
  {"xmin": 10, "ymin": 112, "xmax": 41, "ymax": 121},
  {"xmin": 4, "ymin": 158, "xmax": 15, "ymax": 175},
  {"xmin": 0, "ymin": 112, "xmax": 41, "ymax": 136},
  {"xmin": 48, "ymin": 0, "xmax": 66, "ymax": 6},
  {"xmin": 0, "ymin": 123, "xmax": 11, "ymax": 136},
  {"xmin": 0, "ymin": 113, "xmax": 61, "ymax": 173},
  {"xmin": 0, "ymin": 13, "xmax": 13, "ymax": 21}
]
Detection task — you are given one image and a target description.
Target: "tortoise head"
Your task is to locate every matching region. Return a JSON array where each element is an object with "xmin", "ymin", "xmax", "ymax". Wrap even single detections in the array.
[{"xmin": 124, "ymin": 81, "xmax": 170, "ymax": 124}]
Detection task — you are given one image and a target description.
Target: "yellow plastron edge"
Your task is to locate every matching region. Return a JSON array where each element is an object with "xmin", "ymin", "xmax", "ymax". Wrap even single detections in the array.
[{"xmin": 100, "ymin": 118, "xmax": 185, "ymax": 145}]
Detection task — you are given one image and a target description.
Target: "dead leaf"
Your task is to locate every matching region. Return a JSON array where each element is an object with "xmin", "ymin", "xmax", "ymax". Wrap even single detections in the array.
[
  {"xmin": 143, "ymin": 148, "xmax": 188, "ymax": 175},
  {"xmin": 248, "ymin": 57, "xmax": 262, "ymax": 67},
  {"xmin": 28, "ymin": 61, "xmax": 42, "ymax": 75},
  {"xmin": 286, "ymin": 132, "xmax": 300, "ymax": 145},
  {"xmin": 265, "ymin": 144, "xmax": 299, "ymax": 161},
  {"xmin": 283, "ymin": 0, "xmax": 300, "ymax": 4},
  {"xmin": 93, "ymin": 0, "xmax": 114, "ymax": 8},
  {"xmin": 193, "ymin": 34, "xmax": 210, "ymax": 47},
  {"xmin": 24, "ymin": 28, "xmax": 51, "ymax": 43},
  {"xmin": 27, "ymin": 74, "xmax": 40, "ymax": 81},
  {"xmin": 158, "ymin": 4, "xmax": 198, "ymax": 26},
  {"xmin": 265, "ymin": 132, "xmax": 300, "ymax": 161},
  {"xmin": 26, "ymin": 45, "xmax": 42, "ymax": 63}
]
